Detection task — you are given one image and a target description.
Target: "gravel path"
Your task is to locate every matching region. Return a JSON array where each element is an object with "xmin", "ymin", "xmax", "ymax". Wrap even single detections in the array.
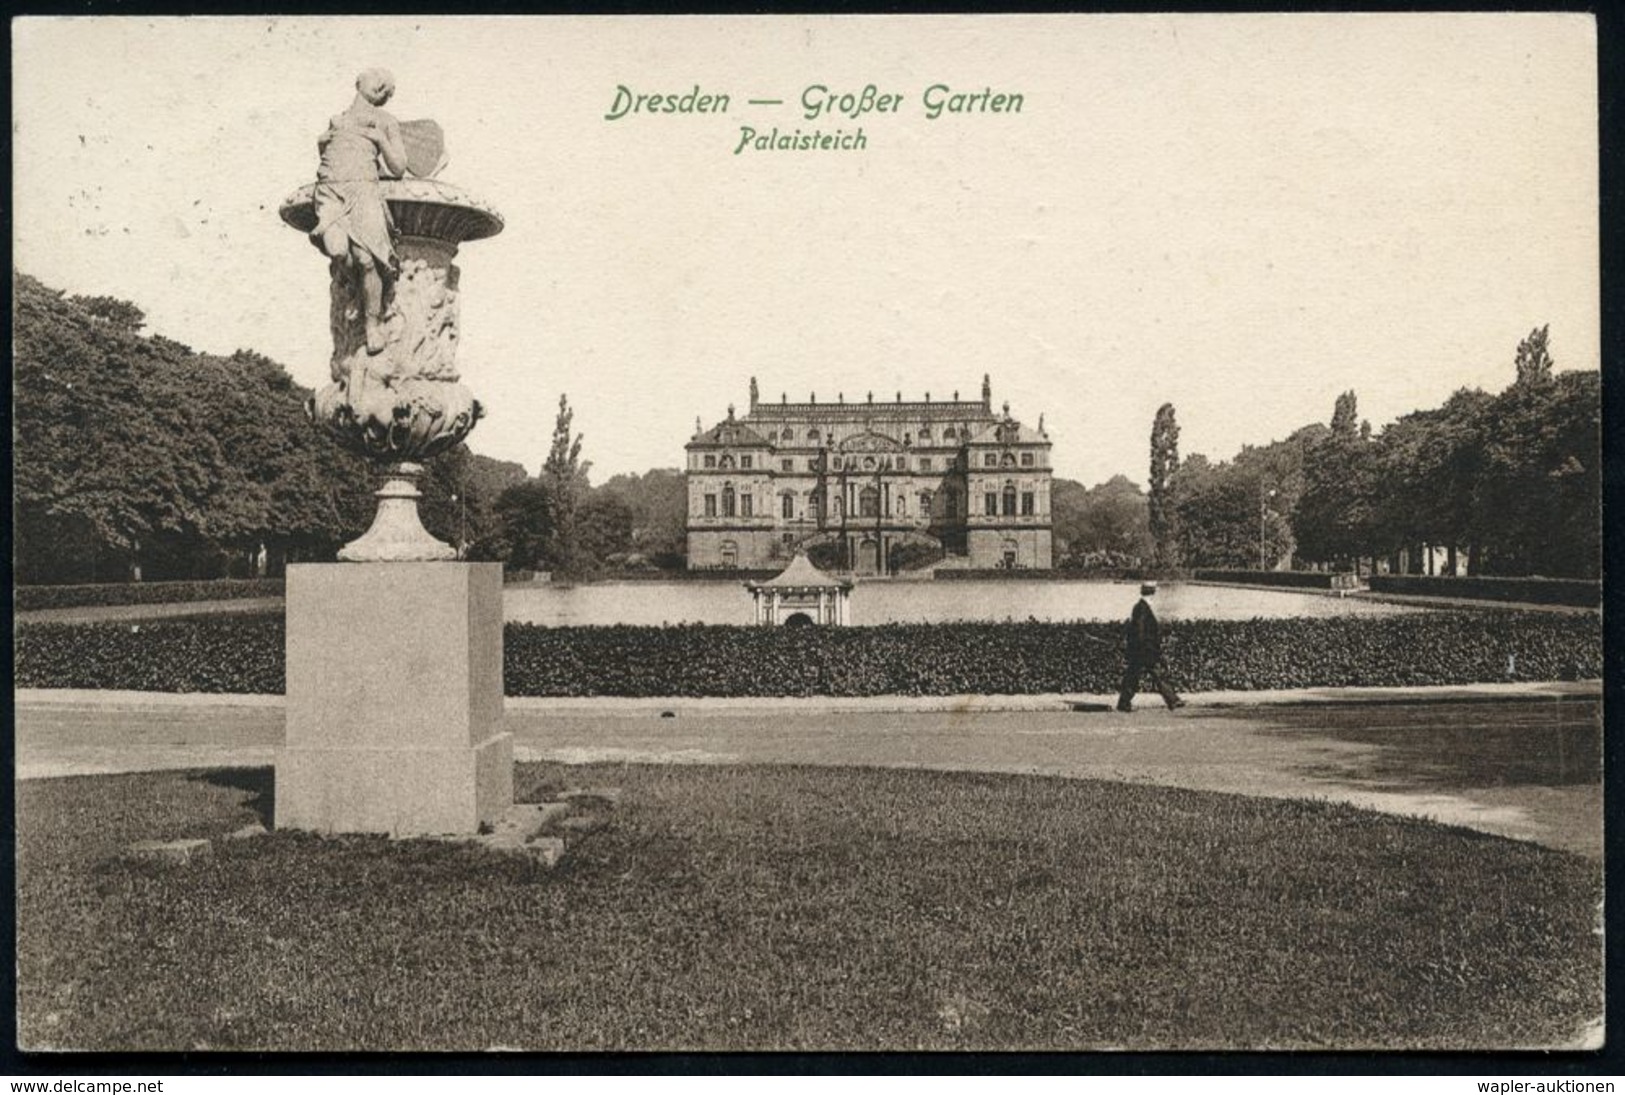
[{"xmin": 14, "ymin": 686, "xmax": 1601, "ymax": 858}]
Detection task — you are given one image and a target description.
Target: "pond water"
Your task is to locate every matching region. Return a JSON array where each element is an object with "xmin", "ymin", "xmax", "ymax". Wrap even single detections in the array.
[{"xmin": 503, "ymin": 579, "xmax": 1421, "ymax": 628}]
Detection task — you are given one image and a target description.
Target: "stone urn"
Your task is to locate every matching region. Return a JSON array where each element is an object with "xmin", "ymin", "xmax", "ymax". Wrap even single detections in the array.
[{"xmin": 279, "ymin": 177, "xmax": 504, "ymax": 561}]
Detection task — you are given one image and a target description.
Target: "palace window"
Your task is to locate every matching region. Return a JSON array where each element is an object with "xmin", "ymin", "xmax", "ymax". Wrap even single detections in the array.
[
  {"xmin": 720, "ymin": 540, "xmax": 738, "ymax": 568},
  {"xmin": 1021, "ymin": 491, "xmax": 1035, "ymax": 516},
  {"xmin": 781, "ymin": 428, "xmax": 794, "ymax": 441},
  {"xmin": 782, "ymin": 493, "xmax": 796, "ymax": 519},
  {"xmin": 833, "ymin": 457, "xmax": 843, "ymax": 470},
  {"xmin": 859, "ymin": 486, "xmax": 880, "ymax": 518},
  {"xmin": 919, "ymin": 457, "xmax": 933, "ymax": 472},
  {"xmin": 942, "ymin": 427, "xmax": 956, "ymax": 440},
  {"xmin": 720, "ymin": 454, "xmax": 735, "ymax": 470},
  {"xmin": 920, "ymin": 490, "xmax": 933, "ymax": 514},
  {"xmin": 1021, "ymin": 452, "xmax": 1034, "ymax": 467},
  {"xmin": 919, "ymin": 427, "xmax": 932, "ymax": 441},
  {"xmin": 704, "ymin": 494, "xmax": 717, "ymax": 517},
  {"xmin": 782, "ymin": 532, "xmax": 795, "ymax": 545},
  {"xmin": 704, "ymin": 455, "xmax": 717, "ymax": 469},
  {"xmin": 741, "ymin": 455, "xmax": 753, "ymax": 470},
  {"xmin": 723, "ymin": 486, "xmax": 737, "ymax": 517},
  {"xmin": 897, "ymin": 495, "xmax": 907, "ymax": 517},
  {"xmin": 1003, "ymin": 485, "xmax": 1017, "ymax": 516},
  {"xmin": 983, "ymin": 453, "xmax": 997, "ymax": 467},
  {"xmin": 807, "ymin": 428, "xmax": 821, "ymax": 442},
  {"xmin": 1001, "ymin": 453, "xmax": 1016, "ymax": 468},
  {"xmin": 808, "ymin": 459, "xmax": 819, "ymax": 472},
  {"xmin": 985, "ymin": 492, "xmax": 998, "ymax": 516},
  {"xmin": 782, "ymin": 459, "xmax": 794, "ymax": 472}
]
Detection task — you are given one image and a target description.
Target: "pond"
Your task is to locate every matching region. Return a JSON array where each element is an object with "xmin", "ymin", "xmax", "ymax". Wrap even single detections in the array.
[{"xmin": 503, "ymin": 579, "xmax": 1422, "ymax": 628}]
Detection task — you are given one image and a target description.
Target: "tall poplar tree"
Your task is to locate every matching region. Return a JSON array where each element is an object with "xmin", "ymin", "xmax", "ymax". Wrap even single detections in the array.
[
  {"xmin": 1513, "ymin": 324, "xmax": 1554, "ymax": 387},
  {"xmin": 540, "ymin": 394, "xmax": 589, "ymax": 572},
  {"xmin": 1148, "ymin": 403, "xmax": 1181, "ymax": 567}
]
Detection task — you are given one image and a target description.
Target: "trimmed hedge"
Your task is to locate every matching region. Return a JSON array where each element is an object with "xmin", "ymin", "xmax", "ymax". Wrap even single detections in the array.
[
  {"xmin": 1368, "ymin": 575, "xmax": 1601, "ymax": 608},
  {"xmin": 1194, "ymin": 570, "xmax": 1355, "ymax": 591},
  {"xmin": 14, "ymin": 611, "xmax": 1602, "ymax": 697},
  {"xmin": 14, "ymin": 579, "xmax": 286, "ymax": 612},
  {"xmin": 940, "ymin": 568, "xmax": 1191, "ymax": 582},
  {"xmin": 17, "ymin": 616, "xmax": 288, "ymax": 693},
  {"xmin": 600, "ymin": 569, "xmax": 779, "ymax": 582}
]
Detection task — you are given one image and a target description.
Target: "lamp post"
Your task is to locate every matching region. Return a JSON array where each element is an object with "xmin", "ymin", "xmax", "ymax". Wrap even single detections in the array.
[{"xmin": 1258, "ymin": 486, "xmax": 1277, "ymax": 570}]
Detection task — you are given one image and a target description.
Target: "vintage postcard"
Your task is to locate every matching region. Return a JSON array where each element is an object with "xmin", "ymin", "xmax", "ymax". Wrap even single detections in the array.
[{"xmin": 11, "ymin": 13, "xmax": 1603, "ymax": 1064}]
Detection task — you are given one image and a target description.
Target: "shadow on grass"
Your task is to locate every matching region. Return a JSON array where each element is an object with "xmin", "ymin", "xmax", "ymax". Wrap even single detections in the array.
[
  {"xmin": 1240, "ymin": 700, "xmax": 1601, "ymax": 793},
  {"xmin": 17, "ymin": 761, "xmax": 1603, "ymax": 1052},
  {"xmin": 191, "ymin": 766, "xmax": 274, "ymax": 828}
]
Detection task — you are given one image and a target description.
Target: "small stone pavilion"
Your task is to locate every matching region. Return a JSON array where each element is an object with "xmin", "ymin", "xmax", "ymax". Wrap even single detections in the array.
[{"xmin": 745, "ymin": 553, "xmax": 852, "ymax": 626}]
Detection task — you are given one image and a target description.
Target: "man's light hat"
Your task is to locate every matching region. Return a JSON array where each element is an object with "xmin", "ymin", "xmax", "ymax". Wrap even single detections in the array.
[{"xmin": 1140, "ymin": 582, "xmax": 1158, "ymax": 595}]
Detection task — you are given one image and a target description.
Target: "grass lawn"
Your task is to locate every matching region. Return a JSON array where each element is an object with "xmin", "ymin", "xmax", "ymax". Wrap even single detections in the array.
[{"xmin": 16, "ymin": 763, "xmax": 1601, "ymax": 1052}]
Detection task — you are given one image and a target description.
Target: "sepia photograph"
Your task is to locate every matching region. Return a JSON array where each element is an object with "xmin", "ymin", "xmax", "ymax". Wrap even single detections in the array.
[{"xmin": 10, "ymin": 13, "xmax": 1605, "ymax": 1061}]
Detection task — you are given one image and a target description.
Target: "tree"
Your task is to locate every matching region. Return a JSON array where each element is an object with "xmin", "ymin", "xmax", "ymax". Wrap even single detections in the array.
[
  {"xmin": 1230, "ymin": 432, "xmax": 1312, "ymax": 569},
  {"xmin": 1364, "ymin": 392, "xmax": 1494, "ymax": 575},
  {"xmin": 575, "ymin": 492, "xmax": 636, "ymax": 566},
  {"xmin": 595, "ymin": 468, "xmax": 689, "ymax": 566},
  {"xmin": 1165, "ymin": 454, "xmax": 1294, "ymax": 569},
  {"xmin": 1514, "ymin": 324, "xmax": 1554, "ymax": 387},
  {"xmin": 69, "ymin": 293, "xmax": 147, "ymax": 331},
  {"xmin": 1360, "ymin": 388, "xmax": 1491, "ymax": 576},
  {"xmin": 1330, "ymin": 390, "xmax": 1360, "ymax": 440},
  {"xmin": 1293, "ymin": 391, "xmax": 1379, "ymax": 572},
  {"xmin": 417, "ymin": 447, "xmax": 529, "ymax": 561},
  {"xmin": 1049, "ymin": 478, "xmax": 1092, "ymax": 558},
  {"xmin": 1054, "ymin": 475, "xmax": 1154, "ymax": 567},
  {"xmin": 14, "ymin": 275, "xmax": 232, "ymax": 580},
  {"xmin": 540, "ymin": 394, "xmax": 590, "ymax": 573},
  {"xmin": 1475, "ymin": 366, "xmax": 1599, "ymax": 577},
  {"xmin": 17, "ymin": 274, "xmax": 380, "ymax": 581},
  {"xmin": 1147, "ymin": 403, "xmax": 1180, "ymax": 566},
  {"xmin": 490, "ymin": 480, "xmax": 556, "ymax": 572}
]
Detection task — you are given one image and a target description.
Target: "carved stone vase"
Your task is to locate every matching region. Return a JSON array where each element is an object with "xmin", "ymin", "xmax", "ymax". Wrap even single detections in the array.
[{"xmin": 280, "ymin": 178, "xmax": 505, "ymax": 561}]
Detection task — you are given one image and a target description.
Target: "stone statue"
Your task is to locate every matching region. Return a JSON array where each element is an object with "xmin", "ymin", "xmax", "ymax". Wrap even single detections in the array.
[
  {"xmin": 281, "ymin": 70, "xmax": 505, "ymax": 561},
  {"xmin": 310, "ymin": 69, "xmax": 408, "ymax": 356}
]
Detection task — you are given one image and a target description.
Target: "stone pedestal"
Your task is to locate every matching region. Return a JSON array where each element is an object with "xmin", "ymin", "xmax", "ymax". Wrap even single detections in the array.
[{"xmin": 278, "ymin": 562, "xmax": 511, "ymax": 836}]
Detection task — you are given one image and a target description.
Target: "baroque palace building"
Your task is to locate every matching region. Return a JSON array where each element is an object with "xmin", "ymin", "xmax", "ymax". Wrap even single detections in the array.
[{"xmin": 686, "ymin": 376, "xmax": 1053, "ymax": 574}]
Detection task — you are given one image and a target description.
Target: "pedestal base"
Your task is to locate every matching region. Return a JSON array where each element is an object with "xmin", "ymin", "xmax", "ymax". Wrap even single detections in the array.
[
  {"xmin": 338, "ymin": 462, "xmax": 457, "ymax": 563},
  {"xmin": 276, "ymin": 734, "xmax": 513, "ymax": 836},
  {"xmin": 278, "ymin": 562, "xmax": 511, "ymax": 836}
]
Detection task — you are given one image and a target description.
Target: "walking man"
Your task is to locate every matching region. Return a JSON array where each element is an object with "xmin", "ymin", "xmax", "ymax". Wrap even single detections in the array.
[{"xmin": 1117, "ymin": 582, "xmax": 1186, "ymax": 712}]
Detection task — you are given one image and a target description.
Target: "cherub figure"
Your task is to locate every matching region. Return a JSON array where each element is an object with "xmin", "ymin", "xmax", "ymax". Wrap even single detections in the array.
[{"xmin": 310, "ymin": 68, "xmax": 408, "ymax": 354}]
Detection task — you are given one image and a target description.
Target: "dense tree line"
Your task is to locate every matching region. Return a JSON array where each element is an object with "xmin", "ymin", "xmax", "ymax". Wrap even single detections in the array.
[
  {"xmin": 13, "ymin": 275, "xmax": 526, "ymax": 583},
  {"xmin": 476, "ymin": 395, "xmax": 688, "ymax": 577},
  {"xmin": 1149, "ymin": 327, "xmax": 1599, "ymax": 578},
  {"xmin": 16, "ymin": 274, "xmax": 1597, "ymax": 583}
]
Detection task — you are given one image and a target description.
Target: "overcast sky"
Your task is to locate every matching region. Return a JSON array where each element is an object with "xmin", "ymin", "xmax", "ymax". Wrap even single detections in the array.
[{"xmin": 13, "ymin": 14, "xmax": 1598, "ymax": 486}]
